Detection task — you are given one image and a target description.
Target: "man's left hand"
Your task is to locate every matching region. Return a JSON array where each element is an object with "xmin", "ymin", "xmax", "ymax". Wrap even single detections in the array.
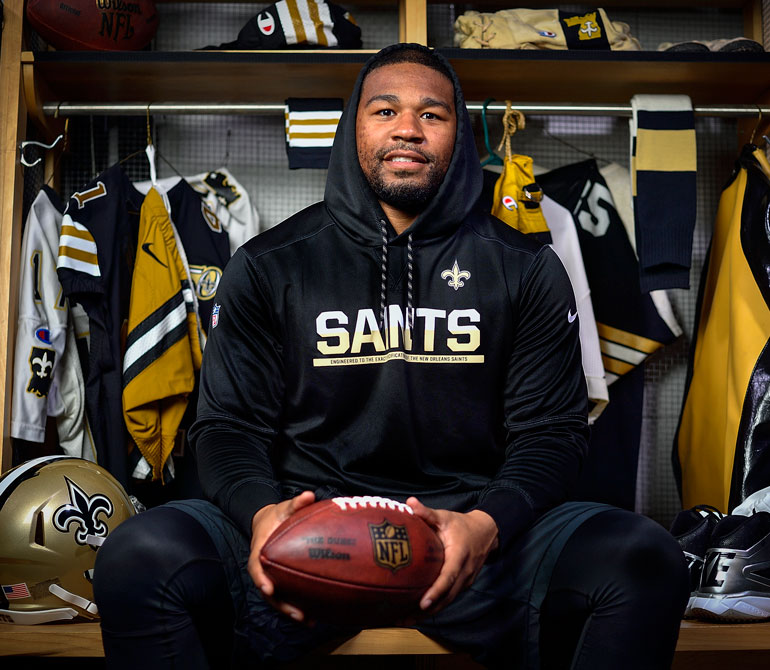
[{"xmin": 406, "ymin": 496, "xmax": 499, "ymax": 616}]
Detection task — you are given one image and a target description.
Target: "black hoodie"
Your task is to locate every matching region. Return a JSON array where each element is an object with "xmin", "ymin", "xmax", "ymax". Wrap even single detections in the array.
[{"xmin": 190, "ymin": 44, "xmax": 588, "ymax": 551}]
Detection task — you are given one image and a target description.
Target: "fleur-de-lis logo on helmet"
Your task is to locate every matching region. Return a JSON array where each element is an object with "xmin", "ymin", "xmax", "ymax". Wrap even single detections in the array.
[
  {"xmin": 53, "ymin": 477, "xmax": 114, "ymax": 546},
  {"xmin": 441, "ymin": 260, "xmax": 471, "ymax": 291}
]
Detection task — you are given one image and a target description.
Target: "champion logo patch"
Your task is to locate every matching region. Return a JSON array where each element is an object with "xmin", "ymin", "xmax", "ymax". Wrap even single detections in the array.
[
  {"xmin": 211, "ymin": 303, "xmax": 221, "ymax": 328},
  {"xmin": 257, "ymin": 11, "xmax": 275, "ymax": 35},
  {"xmin": 35, "ymin": 327, "xmax": 52, "ymax": 344},
  {"xmin": 501, "ymin": 195, "xmax": 518, "ymax": 211}
]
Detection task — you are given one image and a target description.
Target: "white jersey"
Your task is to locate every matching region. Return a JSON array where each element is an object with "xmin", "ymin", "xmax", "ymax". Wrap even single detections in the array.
[
  {"xmin": 11, "ymin": 187, "xmax": 96, "ymax": 460},
  {"xmin": 541, "ymin": 195, "xmax": 609, "ymax": 423},
  {"xmin": 599, "ymin": 162, "xmax": 635, "ymax": 245},
  {"xmin": 188, "ymin": 168, "xmax": 260, "ymax": 252},
  {"xmin": 136, "ymin": 167, "xmax": 260, "ymax": 254}
]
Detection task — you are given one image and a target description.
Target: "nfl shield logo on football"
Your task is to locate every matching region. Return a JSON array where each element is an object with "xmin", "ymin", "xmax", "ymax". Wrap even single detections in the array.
[
  {"xmin": 369, "ymin": 520, "xmax": 412, "ymax": 572},
  {"xmin": 211, "ymin": 303, "xmax": 221, "ymax": 328}
]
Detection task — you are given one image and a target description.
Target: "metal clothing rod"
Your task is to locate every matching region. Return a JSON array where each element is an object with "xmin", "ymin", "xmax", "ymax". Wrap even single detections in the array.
[{"xmin": 42, "ymin": 102, "xmax": 770, "ymax": 117}]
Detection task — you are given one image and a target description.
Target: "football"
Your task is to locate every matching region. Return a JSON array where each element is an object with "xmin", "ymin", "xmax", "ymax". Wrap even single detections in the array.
[
  {"xmin": 260, "ymin": 496, "xmax": 444, "ymax": 625},
  {"xmin": 26, "ymin": 0, "xmax": 158, "ymax": 51}
]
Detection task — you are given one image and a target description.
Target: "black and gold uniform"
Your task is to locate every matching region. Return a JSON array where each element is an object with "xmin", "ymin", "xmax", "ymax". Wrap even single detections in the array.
[{"xmin": 675, "ymin": 145, "xmax": 770, "ymax": 512}]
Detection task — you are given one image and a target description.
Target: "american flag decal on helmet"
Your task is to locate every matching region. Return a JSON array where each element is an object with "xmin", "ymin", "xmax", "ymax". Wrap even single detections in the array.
[{"xmin": 2, "ymin": 583, "xmax": 31, "ymax": 600}]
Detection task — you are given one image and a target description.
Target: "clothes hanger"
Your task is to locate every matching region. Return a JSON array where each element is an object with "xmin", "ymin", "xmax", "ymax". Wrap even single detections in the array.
[
  {"xmin": 480, "ymin": 98, "xmax": 504, "ymax": 167},
  {"xmin": 749, "ymin": 105, "xmax": 768, "ymax": 147},
  {"xmin": 145, "ymin": 106, "xmax": 158, "ymax": 185},
  {"xmin": 89, "ymin": 115, "xmax": 97, "ymax": 179},
  {"xmin": 43, "ymin": 118, "xmax": 71, "ymax": 188},
  {"xmin": 157, "ymin": 152, "xmax": 185, "ymax": 180},
  {"xmin": 145, "ymin": 107, "xmax": 186, "ymax": 182},
  {"xmin": 117, "ymin": 107, "xmax": 183, "ymax": 183},
  {"xmin": 751, "ymin": 133, "xmax": 770, "ymax": 180},
  {"xmin": 222, "ymin": 128, "xmax": 232, "ymax": 168},
  {"xmin": 542, "ymin": 127, "xmax": 611, "ymax": 165}
]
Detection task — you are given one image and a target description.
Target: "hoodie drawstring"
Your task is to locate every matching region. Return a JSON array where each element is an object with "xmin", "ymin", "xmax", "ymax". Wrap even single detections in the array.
[
  {"xmin": 379, "ymin": 219, "xmax": 389, "ymax": 334},
  {"xmin": 406, "ymin": 233, "xmax": 414, "ymax": 330},
  {"xmin": 378, "ymin": 219, "xmax": 415, "ymax": 342}
]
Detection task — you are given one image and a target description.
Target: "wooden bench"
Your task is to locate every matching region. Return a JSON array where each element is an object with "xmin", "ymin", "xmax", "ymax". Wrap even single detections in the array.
[{"xmin": 2, "ymin": 621, "xmax": 770, "ymax": 668}]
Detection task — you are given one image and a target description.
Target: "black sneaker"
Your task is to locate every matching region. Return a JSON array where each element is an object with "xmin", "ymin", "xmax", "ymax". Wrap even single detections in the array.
[
  {"xmin": 707, "ymin": 37, "xmax": 765, "ymax": 53},
  {"xmin": 690, "ymin": 511, "xmax": 770, "ymax": 621},
  {"xmin": 658, "ymin": 40, "xmax": 711, "ymax": 53},
  {"xmin": 669, "ymin": 504, "xmax": 724, "ymax": 617},
  {"xmin": 658, "ymin": 37, "xmax": 764, "ymax": 53}
]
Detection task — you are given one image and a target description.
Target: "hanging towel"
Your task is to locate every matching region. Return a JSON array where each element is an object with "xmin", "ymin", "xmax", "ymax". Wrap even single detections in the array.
[
  {"xmin": 490, "ymin": 106, "xmax": 550, "ymax": 238},
  {"xmin": 491, "ymin": 153, "xmax": 550, "ymax": 238},
  {"xmin": 630, "ymin": 94, "xmax": 696, "ymax": 292},
  {"xmin": 285, "ymin": 97, "xmax": 343, "ymax": 169}
]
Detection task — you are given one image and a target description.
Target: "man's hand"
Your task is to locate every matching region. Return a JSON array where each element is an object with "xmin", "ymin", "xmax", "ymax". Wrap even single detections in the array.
[
  {"xmin": 406, "ymin": 496, "xmax": 499, "ymax": 616},
  {"xmin": 248, "ymin": 490, "xmax": 316, "ymax": 621}
]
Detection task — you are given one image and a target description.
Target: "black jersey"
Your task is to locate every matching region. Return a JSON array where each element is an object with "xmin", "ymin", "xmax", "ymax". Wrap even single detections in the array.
[
  {"xmin": 164, "ymin": 179, "xmax": 230, "ymax": 332},
  {"xmin": 675, "ymin": 145, "xmax": 770, "ymax": 512},
  {"xmin": 57, "ymin": 165, "xmax": 144, "ymax": 485},
  {"xmin": 538, "ymin": 159, "xmax": 682, "ymax": 382},
  {"xmin": 538, "ymin": 159, "xmax": 682, "ymax": 509}
]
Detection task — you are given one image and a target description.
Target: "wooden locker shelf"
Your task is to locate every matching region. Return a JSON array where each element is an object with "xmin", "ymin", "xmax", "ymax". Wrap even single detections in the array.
[
  {"xmin": 22, "ymin": 50, "xmax": 375, "ymax": 106},
  {"xmin": 445, "ymin": 49, "xmax": 770, "ymax": 105},
  {"xmin": 21, "ymin": 49, "xmax": 770, "ymax": 112},
  {"xmin": 437, "ymin": 0, "xmax": 755, "ymax": 6},
  {"xmin": 3, "ymin": 620, "xmax": 770, "ymax": 658}
]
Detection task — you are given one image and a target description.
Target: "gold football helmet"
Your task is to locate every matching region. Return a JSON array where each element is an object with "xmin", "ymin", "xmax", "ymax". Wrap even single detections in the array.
[{"xmin": 0, "ymin": 455, "xmax": 138, "ymax": 624}]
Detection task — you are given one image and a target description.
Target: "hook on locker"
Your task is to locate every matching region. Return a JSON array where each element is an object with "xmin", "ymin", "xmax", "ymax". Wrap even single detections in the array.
[{"xmin": 19, "ymin": 134, "xmax": 63, "ymax": 167}]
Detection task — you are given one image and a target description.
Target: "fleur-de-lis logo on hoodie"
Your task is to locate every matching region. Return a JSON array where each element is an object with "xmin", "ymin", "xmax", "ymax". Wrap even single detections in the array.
[
  {"xmin": 441, "ymin": 260, "xmax": 471, "ymax": 291},
  {"xmin": 53, "ymin": 477, "xmax": 114, "ymax": 546}
]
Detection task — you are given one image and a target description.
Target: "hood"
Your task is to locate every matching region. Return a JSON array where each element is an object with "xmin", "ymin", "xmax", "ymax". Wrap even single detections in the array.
[{"xmin": 324, "ymin": 43, "xmax": 483, "ymax": 246}]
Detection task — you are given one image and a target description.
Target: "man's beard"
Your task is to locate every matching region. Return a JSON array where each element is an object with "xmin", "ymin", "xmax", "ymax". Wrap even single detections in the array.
[{"xmin": 363, "ymin": 145, "xmax": 449, "ymax": 215}]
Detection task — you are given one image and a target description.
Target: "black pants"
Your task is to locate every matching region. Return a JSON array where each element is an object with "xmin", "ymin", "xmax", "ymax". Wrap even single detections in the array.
[{"xmin": 93, "ymin": 505, "xmax": 688, "ymax": 669}]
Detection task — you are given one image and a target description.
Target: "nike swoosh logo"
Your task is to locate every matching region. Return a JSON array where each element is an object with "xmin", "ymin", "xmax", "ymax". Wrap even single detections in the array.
[
  {"xmin": 142, "ymin": 242, "xmax": 168, "ymax": 268},
  {"xmin": 567, "ymin": 309, "xmax": 577, "ymax": 323}
]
